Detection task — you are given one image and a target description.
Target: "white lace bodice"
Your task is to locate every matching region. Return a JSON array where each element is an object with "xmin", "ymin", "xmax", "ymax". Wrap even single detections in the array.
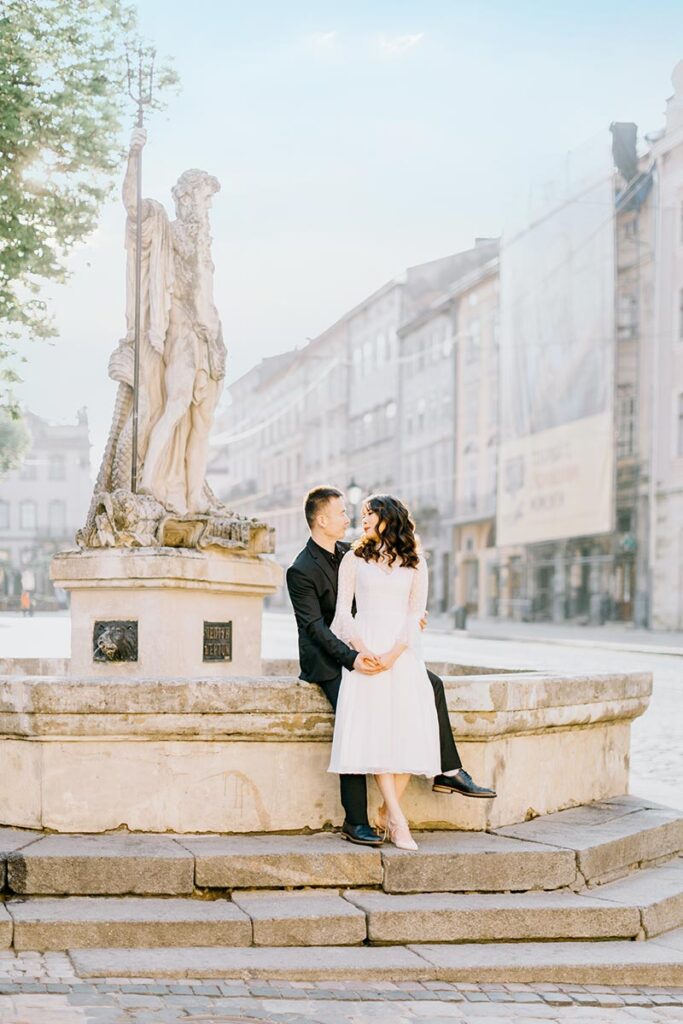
[{"xmin": 330, "ymin": 550, "xmax": 428, "ymax": 653}]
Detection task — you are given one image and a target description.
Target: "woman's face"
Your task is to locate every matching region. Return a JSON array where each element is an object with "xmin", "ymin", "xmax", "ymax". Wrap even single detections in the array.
[{"xmin": 360, "ymin": 504, "xmax": 382, "ymax": 539}]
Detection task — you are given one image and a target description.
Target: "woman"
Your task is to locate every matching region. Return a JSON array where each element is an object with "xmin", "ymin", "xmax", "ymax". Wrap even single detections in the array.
[{"xmin": 328, "ymin": 494, "xmax": 440, "ymax": 851}]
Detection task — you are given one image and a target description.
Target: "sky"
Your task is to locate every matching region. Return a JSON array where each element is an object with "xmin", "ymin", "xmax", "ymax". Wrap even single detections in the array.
[{"xmin": 14, "ymin": 0, "xmax": 683, "ymax": 464}]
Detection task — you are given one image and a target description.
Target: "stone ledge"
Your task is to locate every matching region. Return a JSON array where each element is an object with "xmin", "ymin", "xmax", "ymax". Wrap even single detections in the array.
[
  {"xmin": 51, "ymin": 547, "xmax": 281, "ymax": 590},
  {"xmin": 0, "ymin": 671, "xmax": 652, "ymax": 742}
]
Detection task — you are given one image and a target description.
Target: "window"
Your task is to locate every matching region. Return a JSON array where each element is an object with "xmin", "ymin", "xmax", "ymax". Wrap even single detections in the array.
[
  {"xmin": 19, "ymin": 459, "xmax": 37, "ymax": 481},
  {"xmin": 0, "ymin": 501, "xmax": 9, "ymax": 529},
  {"xmin": 617, "ymin": 385, "xmax": 636, "ymax": 458},
  {"xmin": 363, "ymin": 341, "xmax": 374, "ymax": 373},
  {"xmin": 48, "ymin": 500, "xmax": 66, "ymax": 535},
  {"xmin": 20, "ymin": 501, "xmax": 37, "ymax": 530},
  {"xmin": 465, "ymin": 454, "xmax": 478, "ymax": 508},
  {"xmin": 465, "ymin": 318, "xmax": 481, "ymax": 365},
  {"xmin": 618, "ymin": 292, "xmax": 638, "ymax": 340},
  {"xmin": 417, "ymin": 398, "xmax": 426, "ymax": 432},
  {"xmin": 617, "ymin": 509, "xmax": 633, "ymax": 533},
  {"xmin": 385, "ymin": 400, "xmax": 397, "ymax": 420},
  {"xmin": 678, "ymin": 393, "xmax": 683, "ymax": 458},
  {"xmin": 48, "ymin": 454, "xmax": 66, "ymax": 480},
  {"xmin": 464, "ymin": 384, "xmax": 478, "ymax": 436}
]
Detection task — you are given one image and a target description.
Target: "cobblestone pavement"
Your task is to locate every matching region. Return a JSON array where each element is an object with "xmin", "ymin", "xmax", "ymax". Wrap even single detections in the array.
[{"xmin": 2, "ymin": 954, "xmax": 683, "ymax": 1023}]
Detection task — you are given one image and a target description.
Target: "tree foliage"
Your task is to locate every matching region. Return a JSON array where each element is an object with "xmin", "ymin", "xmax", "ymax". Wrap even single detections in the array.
[
  {"xmin": 0, "ymin": 408, "xmax": 29, "ymax": 474},
  {"xmin": 0, "ymin": 0, "xmax": 181, "ymax": 416}
]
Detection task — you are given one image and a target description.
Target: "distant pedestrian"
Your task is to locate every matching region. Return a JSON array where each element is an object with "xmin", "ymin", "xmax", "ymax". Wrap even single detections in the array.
[{"xmin": 20, "ymin": 591, "xmax": 32, "ymax": 617}]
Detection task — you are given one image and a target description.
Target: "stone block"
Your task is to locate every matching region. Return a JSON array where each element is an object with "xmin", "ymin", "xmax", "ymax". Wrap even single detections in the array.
[
  {"xmin": 410, "ymin": 939, "xmax": 683, "ymax": 985},
  {"xmin": 8, "ymin": 896, "xmax": 251, "ymax": 950},
  {"xmin": 380, "ymin": 832, "xmax": 577, "ymax": 893},
  {"xmin": 7, "ymin": 834, "xmax": 194, "ymax": 895},
  {"xmin": 69, "ymin": 944, "xmax": 433, "ymax": 980},
  {"xmin": 231, "ymin": 889, "xmax": 366, "ymax": 946},
  {"xmin": 650, "ymin": 924, "xmax": 683, "ymax": 950},
  {"xmin": 343, "ymin": 889, "xmax": 639, "ymax": 943},
  {"xmin": 0, "ymin": 741, "xmax": 42, "ymax": 830},
  {"xmin": 589, "ymin": 857, "xmax": 683, "ymax": 937},
  {"xmin": 495, "ymin": 797, "xmax": 683, "ymax": 882},
  {"xmin": 0, "ymin": 828, "xmax": 42, "ymax": 887},
  {"xmin": 0, "ymin": 905, "xmax": 12, "ymax": 949},
  {"xmin": 36, "ymin": 739, "xmax": 345, "ymax": 833},
  {"xmin": 183, "ymin": 834, "xmax": 382, "ymax": 889}
]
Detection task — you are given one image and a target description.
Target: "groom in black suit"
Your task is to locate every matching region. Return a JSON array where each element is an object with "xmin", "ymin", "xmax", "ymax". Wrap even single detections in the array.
[{"xmin": 286, "ymin": 485, "xmax": 496, "ymax": 846}]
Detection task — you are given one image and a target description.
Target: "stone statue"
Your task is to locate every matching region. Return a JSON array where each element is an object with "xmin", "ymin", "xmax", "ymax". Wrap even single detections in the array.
[{"xmin": 78, "ymin": 130, "xmax": 273, "ymax": 555}]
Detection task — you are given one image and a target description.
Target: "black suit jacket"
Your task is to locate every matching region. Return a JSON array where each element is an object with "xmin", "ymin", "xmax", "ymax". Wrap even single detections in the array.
[{"xmin": 286, "ymin": 538, "xmax": 357, "ymax": 683}]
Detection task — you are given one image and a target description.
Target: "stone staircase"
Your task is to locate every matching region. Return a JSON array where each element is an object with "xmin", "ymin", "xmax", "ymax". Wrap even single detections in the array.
[{"xmin": 2, "ymin": 795, "xmax": 683, "ymax": 984}]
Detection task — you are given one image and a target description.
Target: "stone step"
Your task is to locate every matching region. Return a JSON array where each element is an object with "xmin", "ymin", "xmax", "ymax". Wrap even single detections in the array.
[
  {"xmin": 7, "ymin": 834, "xmax": 195, "ymax": 896},
  {"xmin": 346, "ymin": 856, "xmax": 683, "ymax": 944},
  {"xmin": 180, "ymin": 833, "xmax": 382, "ymax": 890},
  {"xmin": 7, "ymin": 897, "xmax": 251, "ymax": 951},
  {"xmin": 5, "ymin": 797, "xmax": 683, "ymax": 898},
  {"xmin": 69, "ymin": 932, "xmax": 683, "ymax": 984},
  {"xmin": 231, "ymin": 890, "xmax": 366, "ymax": 946},
  {"xmin": 495, "ymin": 795, "xmax": 683, "ymax": 884},
  {"xmin": 10, "ymin": 857, "xmax": 683, "ymax": 951},
  {"xmin": 589, "ymin": 856, "xmax": 683, "ymax": 938},
  {"xmin": 0, "ymin": 828, "xmax": 42, "ymax": 886},
  {"xmin": 343, "ymin": 889, "xmax": 641, "ymax": 943},
  {"xmin": 380, "ymin": 831, "xmax": 576, "ymax": 893}
]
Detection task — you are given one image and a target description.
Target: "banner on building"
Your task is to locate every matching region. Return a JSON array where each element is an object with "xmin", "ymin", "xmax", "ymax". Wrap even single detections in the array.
[{"xmin": 497, "ymin": 140, "xmax": 615, "ymax": 547}]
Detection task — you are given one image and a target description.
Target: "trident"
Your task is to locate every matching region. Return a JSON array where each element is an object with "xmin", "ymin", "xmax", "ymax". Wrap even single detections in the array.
[{"xmin": 126, "ymin": 43, "xmax": 156, "ymax": 494}]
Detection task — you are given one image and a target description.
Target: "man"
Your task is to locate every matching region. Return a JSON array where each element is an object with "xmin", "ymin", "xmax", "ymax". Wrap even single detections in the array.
[{"xmin": 286, "ymin": 486, "xmax": 496, "ymax": 847}]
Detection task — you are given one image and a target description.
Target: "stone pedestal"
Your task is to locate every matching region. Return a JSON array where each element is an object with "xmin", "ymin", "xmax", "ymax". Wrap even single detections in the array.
[{"xmin": 50, "ymin": 548, "xmax": 282, "ymax": 678}]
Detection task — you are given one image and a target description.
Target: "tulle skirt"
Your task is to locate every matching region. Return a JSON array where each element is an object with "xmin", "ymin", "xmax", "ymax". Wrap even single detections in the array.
[{"xmin": 328, "ymin": 642, "xmax": 440, "ymax": 777}]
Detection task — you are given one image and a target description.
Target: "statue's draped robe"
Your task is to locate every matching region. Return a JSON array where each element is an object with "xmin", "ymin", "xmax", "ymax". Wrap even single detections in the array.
[{"xmin": 122, "ymin": 199, "xmax": 203, "ymax": 513}]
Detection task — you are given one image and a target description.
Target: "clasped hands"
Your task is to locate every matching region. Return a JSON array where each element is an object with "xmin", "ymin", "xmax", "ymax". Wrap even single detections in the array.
[{"xmin": 354, "ymin": 649, "xmax": 395, "ymax": 674}]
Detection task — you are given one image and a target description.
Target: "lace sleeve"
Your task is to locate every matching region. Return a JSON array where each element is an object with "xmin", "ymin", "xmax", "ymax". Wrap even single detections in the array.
[
  {"xmin": 330, "ymin": 550, "xmax": 358, "ymax": 646},
  {"xmin": 398, "ymin": 556, "xmax": 428, "ymax": 648}
]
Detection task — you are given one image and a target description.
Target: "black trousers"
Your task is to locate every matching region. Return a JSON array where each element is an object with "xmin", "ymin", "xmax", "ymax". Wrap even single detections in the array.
[{"xmin": 317, "ymin": 669, "xmax": 462, "ymax": 827}]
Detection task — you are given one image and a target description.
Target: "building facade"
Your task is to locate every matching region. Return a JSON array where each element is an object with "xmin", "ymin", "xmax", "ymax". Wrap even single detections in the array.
[
  {"xmin": 0, "ymin": 409, "xmax": 91, "ymax": 608},
  {"xmin": 211, "ymin": 65, "xmax": 683, "ymax": 629},
  {"xmin": 397, "ymin": 242, "xmax": 500, "ymax": 613},
  {"xmin": 648, "ymin": 63, "xmax": 683, "ymax": 628}
]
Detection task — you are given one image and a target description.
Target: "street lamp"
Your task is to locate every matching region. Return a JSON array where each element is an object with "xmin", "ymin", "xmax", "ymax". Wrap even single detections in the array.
[{"xmin": 347, "ymin": 478, "xmax": 363, "ymax": 529}]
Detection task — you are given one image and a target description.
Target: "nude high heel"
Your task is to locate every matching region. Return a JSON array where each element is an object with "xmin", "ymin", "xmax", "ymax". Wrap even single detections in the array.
[
  {"xmin": 387, "ymin": 818, "xmax": 418, "ymax": 851},
  {"xmin": 373, "ymin": 806, "xmax": 388, "ymax": 841}
]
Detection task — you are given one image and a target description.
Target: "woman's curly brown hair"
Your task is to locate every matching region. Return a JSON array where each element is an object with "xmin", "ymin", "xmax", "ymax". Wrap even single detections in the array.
[{"xmin": 353, "ymin": 494, "xmax": 420, "ymax": 569}]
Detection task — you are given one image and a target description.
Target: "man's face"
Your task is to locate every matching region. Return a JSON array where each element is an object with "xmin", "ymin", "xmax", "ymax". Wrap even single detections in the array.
[{"xmin": 317, "ymin": 496, "xmax": 350, "ymax": 541}]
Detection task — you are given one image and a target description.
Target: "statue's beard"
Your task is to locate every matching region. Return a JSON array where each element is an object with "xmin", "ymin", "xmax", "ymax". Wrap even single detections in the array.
[{"xmin": 174, "ymin": 207, "xmax": 211, "ymax": 254}]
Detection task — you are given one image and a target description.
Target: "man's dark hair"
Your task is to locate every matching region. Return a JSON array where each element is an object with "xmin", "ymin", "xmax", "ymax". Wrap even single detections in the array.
[{"xmin": 304, "ymin": 486, "xmax": 343, "ymax": 528}]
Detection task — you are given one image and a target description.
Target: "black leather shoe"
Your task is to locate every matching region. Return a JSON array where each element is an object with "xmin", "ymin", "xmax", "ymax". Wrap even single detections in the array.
[
  {"xmin": 340, "ymin": 820, "xmax": 384, "ymax": 846},
  {"xmin": 432, "ymin": 770, "xmax": 496, "ymax": 799}
]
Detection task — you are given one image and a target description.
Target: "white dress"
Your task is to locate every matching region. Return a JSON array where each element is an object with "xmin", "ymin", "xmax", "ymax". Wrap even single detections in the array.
[{"xmin": 327, "ymin": 551, "xmax": 440, "ymax": 777}]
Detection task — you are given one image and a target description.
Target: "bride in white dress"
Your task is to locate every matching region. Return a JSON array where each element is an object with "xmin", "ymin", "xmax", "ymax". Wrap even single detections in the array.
[{"xmin": 328, "ymin": 494, "xmax": 440, "ymax": 851}]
